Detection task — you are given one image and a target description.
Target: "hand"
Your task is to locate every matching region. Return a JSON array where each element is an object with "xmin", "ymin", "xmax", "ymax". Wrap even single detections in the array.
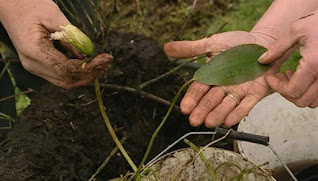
[
  {"xmin": 0, "ymin": 0, "xmax": 112, "ymax": 89},
  {"xmin": 164, "ymin": 31, "xmax": 283, "ymax": 127},
  {"xmin": 259, "ymin": 11, "xmax": 318, "ymax": 108}
]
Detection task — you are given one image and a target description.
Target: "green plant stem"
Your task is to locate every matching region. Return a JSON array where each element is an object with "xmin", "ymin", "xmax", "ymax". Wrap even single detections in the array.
[
  {"xmin": 0, "ymin": 127, "xmax": 11, "ymax": 130},
  {"xmin": 215, "ymin": 162, "xmax": 242, "ymax": 175},
  {"xmin": 0, "ymin": 61, "xmax": 9, "ymax": 80},
  {"xmin": 89, "ymin": 137, "xmax": 126, "ymax": 181},
  {"xmin": 0, "ymin": 112, "xmax": 15, "ymax": 130},
  {"xmin": 230, "ymin": 162, "xmax": 269, "ymax": 181},
  {"xmin": 135, "ymin": 78, "xmax": 194, "ymax": 180},
  {"xmin": 139, "ymin": 55, "xmax": 204, "ymax": 89},
  {"xmin": 143, "ymin": 169, "xmax": 160, "ymax": 181},
  {"xmin": 0, "ymin": 112, "xmax": 14, "ymax": 121},
  {"xmin": 184, "ymin": 138, "xmax": 217, "ymax": 181},
  {"xmin": 94, "ymin": 79, "xmax": 137, "ymax": 172}
]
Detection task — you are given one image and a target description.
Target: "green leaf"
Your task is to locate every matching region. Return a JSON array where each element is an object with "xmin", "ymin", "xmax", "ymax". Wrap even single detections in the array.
[{"xmin": 194, "ymin": 44, "xmax": 270, "ymax": 85}]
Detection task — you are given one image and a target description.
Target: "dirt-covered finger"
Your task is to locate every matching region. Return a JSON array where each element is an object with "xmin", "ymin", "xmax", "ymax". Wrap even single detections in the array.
[
  {"xmin": 224, "ymin": 79, "xmax": 269, "ymax": 127},
  {"xmin": 83, "ymin": 53, "xmax": 113, "ymax": 71},
  {"xmin": 204, "ymin": 95, "xmax": 238, "ymax": 128},
  {"xmin": 52, "ymin": 53, "xmax": 112, "ymax": 78},
  {"xmin": 267, "ymin": 60, "xmax": 316, "ymax": 99},
  {"xmin": 309, "ymin": 95, "xmax": 318, "ymax": 108},
  {"xmin": 180, "ymin": 81, "xmax": 211, "ymax": 114},
  {"xmin": 58, "ymin": 41, "xmax": 85, "ymax": 59},
  {"xmin": 50, "ymin": 65, "xmax": 107, "ymax": 89},
  {"xmin": 223, "ymin": 94, "xmax": 261, "ymax": 127},
  {"xmin": 287, "ymin": 78, "xmax": 318, "ymax": 107},
  {"xmin": 283, "ymin": 59, "xmax": 316, "ymax": 98},
  {"xmin": 188, "ymin": 87, "xmax": 226, "ymax": 127}
]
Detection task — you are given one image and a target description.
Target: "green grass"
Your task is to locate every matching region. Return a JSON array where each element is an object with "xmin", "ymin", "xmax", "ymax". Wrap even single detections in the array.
[
  {"xmin": 101, "ymin": 0, "xmax": 239, "ymax": 45},
  {"xmin": 207, "ymin": 0, "xmax": 273, "ymax": 33}
]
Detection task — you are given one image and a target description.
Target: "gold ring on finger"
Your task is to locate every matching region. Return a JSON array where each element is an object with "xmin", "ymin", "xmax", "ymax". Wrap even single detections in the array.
[{"xmin": 227, "ymin": 94, "xmax": 240, "ymax": 106}]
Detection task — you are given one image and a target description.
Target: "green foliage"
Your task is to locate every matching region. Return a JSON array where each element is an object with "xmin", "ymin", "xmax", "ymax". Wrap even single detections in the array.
[
  {"xmin": 15, "ymin": 87, "xmax": 31, "ymax": 116},
  {"xmin": 194, "ymin": 44, "xmax": 269, "ymax": 85},
  {"xmin": 8, "ymin": 70, "xmax": 31, "ymax": 116}
]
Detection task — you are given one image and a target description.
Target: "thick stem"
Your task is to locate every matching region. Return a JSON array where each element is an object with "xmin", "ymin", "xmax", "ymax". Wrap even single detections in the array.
[
  {"xmin": 135, "ymin": 78, "xmax": 194, "ymax": 179},
  {"xmin": 94, "ymin": 79, "xmax": 137, "ymax": 172}
]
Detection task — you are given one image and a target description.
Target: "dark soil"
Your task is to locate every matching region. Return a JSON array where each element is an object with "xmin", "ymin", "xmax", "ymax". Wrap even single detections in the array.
[{"xmin": 0, "ymin": 31, "xmax": 212, "ymax": 181}]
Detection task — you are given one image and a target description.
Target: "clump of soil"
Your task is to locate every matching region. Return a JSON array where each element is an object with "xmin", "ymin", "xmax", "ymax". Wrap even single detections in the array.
[{"xmin": 0, "ymin": 31, "xmax": 202, "ymax": 181}]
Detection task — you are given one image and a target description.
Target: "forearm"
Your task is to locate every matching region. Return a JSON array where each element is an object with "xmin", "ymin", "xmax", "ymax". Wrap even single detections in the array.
[{"xmin": 251, "ymin": 0, "xmax": 318, "ymax": 38}]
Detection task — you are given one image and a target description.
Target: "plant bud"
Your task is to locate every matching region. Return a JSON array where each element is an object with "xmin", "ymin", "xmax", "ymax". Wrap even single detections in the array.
[{"xmin": 50, "ymin": 24, "xmax": 94, "ymax": 56}]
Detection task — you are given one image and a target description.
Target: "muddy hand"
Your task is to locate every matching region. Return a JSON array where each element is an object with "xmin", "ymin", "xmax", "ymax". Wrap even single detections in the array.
[
  {"xmin": 0, "ymin": 0, "xmax": 113, "ymax": 89},
  {"xmin": 259, "ymin": 10, "xmax": 318, "ymax": 108},
  {"xmin": 164, "ymin": 31, "xmax": 282, "ymax": 127}
]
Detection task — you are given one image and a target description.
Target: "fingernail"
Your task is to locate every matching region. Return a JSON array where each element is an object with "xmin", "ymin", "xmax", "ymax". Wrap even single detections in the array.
[{"xmin": 258, "ymin": 51, "xmax": 268, "ymax": 62}]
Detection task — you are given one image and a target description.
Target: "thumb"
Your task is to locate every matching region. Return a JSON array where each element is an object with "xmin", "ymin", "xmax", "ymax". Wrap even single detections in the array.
[{"xmin": 258, "ymin": 29, "xmax": 298, "ymax": 64}]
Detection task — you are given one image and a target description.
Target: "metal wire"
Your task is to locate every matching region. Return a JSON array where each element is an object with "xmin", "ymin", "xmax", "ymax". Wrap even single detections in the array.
[
  {"xmin": 144, "ymin": 131, "xmax": 217, "ymax": 169},
  {"xmin": 268, "ymin": 144, "xmax": 298, "ymax": 181}
]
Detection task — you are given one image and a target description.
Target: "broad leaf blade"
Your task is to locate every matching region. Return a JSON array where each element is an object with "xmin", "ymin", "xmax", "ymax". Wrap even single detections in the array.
[{"xmin": 194, "ymin": 44, "xmax": 270, "ymax": 85}]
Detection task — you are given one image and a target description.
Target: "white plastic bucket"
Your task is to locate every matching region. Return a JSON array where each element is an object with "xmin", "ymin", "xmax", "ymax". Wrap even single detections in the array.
[
  {"xmin": 142, "ymin": 147, "xmax": 275, "ymax": 181},
  {"xmin": 237, "ymin": 93, "xmax": 318, "ymax": 180}
]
